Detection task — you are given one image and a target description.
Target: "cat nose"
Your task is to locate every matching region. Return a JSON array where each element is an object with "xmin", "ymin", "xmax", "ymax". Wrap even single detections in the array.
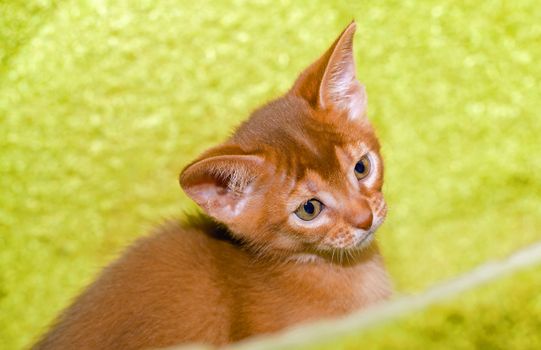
[{"xmin": 350, "ymin": 201, "xmax": 373, "ymax": 230}]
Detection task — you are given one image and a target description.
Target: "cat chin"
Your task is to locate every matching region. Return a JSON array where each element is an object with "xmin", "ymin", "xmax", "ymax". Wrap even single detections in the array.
[
  {"xmin": 327, "ymin": 231, "xmax": 375, "ymax": 252},
  {"xmin": 286, "ymin": 253, "xmax": 326, "ymax": 264}
]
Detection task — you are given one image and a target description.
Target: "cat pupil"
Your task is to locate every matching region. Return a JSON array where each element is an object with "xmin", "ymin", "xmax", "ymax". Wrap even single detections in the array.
[
  {"xmin": 355, "ymin": 161, "xmax": 365, "ymax": 174},
  {"xmin": 304, "ymin": 201, "xmax": 315, "ymax": 214}
]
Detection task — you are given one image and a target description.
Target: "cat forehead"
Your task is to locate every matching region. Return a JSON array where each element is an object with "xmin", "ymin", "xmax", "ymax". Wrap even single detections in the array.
[
  {"xmin": 273, "ymin": 138, "xmax": 376, "ymax": 186},
  {"xmin": 233, "ymin": 95, "xmax": 374, "ymax": 147},
  {"xmin": 285, "ymin": 143, "xmax": 370, "ymax": 201},
  {"xmin": 231, "ymin": 95, "xmax": 379, "ymax": 179}
]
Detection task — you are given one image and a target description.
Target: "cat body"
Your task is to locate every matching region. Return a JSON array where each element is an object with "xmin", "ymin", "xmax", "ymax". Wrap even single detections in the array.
[
  {"xmin": 33, "ymin": 22, "xmax": 392, "ymax": 350},
  {"xmin": 34, "ymin": 219, "xmax": 390, "ymax": 349}
]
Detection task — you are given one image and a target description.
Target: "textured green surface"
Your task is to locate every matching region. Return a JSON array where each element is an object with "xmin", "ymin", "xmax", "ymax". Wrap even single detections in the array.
[{"xmin": 1, "ymin": 1, "xmax": 541, "ymax": 349}]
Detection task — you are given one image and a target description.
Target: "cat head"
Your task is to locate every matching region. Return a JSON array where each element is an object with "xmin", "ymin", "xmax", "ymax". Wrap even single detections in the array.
[{"xmin": 180, "ymin": 22, "xmax": 386, "ymax": 260}]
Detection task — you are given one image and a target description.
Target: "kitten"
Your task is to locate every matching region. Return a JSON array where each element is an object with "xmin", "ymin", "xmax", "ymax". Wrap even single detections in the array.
[{"xmin": 33, "ymin": 21, "xmax": 392, "ymax": 350}]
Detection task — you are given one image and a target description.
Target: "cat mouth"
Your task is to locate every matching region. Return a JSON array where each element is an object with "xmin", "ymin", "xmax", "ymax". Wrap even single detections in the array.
[
  {"xmin": 350, "ymin": 212, "xmax": 384, "ymax": 248},
  {"xmin": 316, "ymin": 215, "xmax": 385, "ymax": 253},
  {"xmin": 355, "ymin": 231, "xmax": 374, "ymax": 248},
  {"xmin": 316, "ymin": 229, "xmax": 375, "ymax": 253},
  {"xmin": 307, "ymin": 231, "xmax": 376, "ymax": 264},
  {"xmin": 355, "ymin": 230, "xmax": 375, "ymax": 247}
]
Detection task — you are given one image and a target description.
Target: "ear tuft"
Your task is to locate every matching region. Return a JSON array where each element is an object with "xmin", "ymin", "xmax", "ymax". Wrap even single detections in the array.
[{"xmin": 209, "ymin": 162, "xmax": 256, "ymax": 195}]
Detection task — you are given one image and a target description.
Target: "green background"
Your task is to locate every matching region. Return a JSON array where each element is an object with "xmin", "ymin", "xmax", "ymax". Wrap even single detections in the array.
[{"xmin": 1, "ymin": 0, "xmax": 540, "ymax": 349}]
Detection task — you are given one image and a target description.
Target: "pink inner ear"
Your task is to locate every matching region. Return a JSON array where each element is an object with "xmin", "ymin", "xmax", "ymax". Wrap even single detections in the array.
[
  {"xmin": 318, "ymin": 24, "xmax": 367, "ymax": 120},
  {"xmin": 289, "ymin": 22, "xmax": 367, "ymax": 121},
  {"xmin": 331, "ymin": 81, "xmax": 367, "ymax": 121},
  {"xmin": 185, "ymin": 180, "xmax": 254, "ymax": 223},
  {"xmin": 185, "ymin": 181, "xmax": 242, "ymax": 214},
  {"xmin": 179, "ymin": 154, "xmax": 265, "ymax": 223}
]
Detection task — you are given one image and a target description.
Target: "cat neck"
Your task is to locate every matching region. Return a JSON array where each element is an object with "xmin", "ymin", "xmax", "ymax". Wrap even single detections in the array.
[
  {"xmin": 251, "ymin": 242, "xmax": 392, "ymax": 309},
  {"xmin": 182, "ymin": 212, "xmax": 245, "ymax": 246}
]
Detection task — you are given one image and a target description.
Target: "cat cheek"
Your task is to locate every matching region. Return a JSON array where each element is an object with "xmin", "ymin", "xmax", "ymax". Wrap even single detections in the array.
[{"xmin": 370, "ymin": 194, "xmax": 387, "ymax": 222}]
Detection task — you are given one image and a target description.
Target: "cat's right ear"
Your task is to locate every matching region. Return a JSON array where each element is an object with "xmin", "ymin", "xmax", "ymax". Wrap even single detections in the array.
[
  {"xmin": 290, "ymin": 22, "xmax": 367, "ymax": 122},
  {"xmin": 179, "ymin": 148, "xmax": 268, "ymax": 224}
]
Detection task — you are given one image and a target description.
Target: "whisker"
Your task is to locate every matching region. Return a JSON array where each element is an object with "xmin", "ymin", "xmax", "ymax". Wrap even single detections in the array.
[{"xmin": 345, "ymin": 250, "xmax": 350, "ymax": 265}]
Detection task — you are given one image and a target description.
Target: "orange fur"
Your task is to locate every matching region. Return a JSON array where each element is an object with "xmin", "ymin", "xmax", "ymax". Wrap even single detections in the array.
[{"xmin": 33, "ymin": 22, "xmax": 392, "ymax": 350}]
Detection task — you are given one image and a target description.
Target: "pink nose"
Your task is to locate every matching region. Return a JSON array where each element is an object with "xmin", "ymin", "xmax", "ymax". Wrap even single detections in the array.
[
  {"xmin": 353, "ymin": 210, "xmax": 373, "ymax": 230},
  {"xmin": 350, "ymin": 201, "xmax": 373, "ymax": 230}
]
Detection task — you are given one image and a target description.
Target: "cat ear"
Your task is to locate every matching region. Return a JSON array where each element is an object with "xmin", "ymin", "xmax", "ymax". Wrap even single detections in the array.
[
  {"xmin": 290, "ymin": 21, "xmax": 367, "ymax": 121},
  {"xmin": 179, "ymin": 150, "xmax": 267, "ymax": 223}
]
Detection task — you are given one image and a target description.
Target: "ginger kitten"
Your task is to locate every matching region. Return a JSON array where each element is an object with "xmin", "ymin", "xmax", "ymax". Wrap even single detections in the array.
[{"xmin": 33, "ymin": 22, "xmax": 392, "ymax": 350}]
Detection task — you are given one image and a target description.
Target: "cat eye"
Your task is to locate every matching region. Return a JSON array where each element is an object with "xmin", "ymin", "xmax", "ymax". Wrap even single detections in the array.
[
  {"xmin": 294, "ymin": 199, "xmax": 323, "ymax": 221},
  {"xmin": 354, "ymin": 155, "xmax": 371, "ymax": 180}
]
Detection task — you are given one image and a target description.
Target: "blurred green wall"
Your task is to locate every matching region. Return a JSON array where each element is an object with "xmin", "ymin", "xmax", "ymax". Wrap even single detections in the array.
[{"xmin": 1, "ymin": 1, "xmax": 540, "ymax": 349}]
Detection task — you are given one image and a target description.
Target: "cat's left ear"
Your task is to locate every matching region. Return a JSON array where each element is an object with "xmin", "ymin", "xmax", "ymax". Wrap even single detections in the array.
[{"xmin": 290, "ymin": 21, "xmax": 367, "ymax": 121}]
